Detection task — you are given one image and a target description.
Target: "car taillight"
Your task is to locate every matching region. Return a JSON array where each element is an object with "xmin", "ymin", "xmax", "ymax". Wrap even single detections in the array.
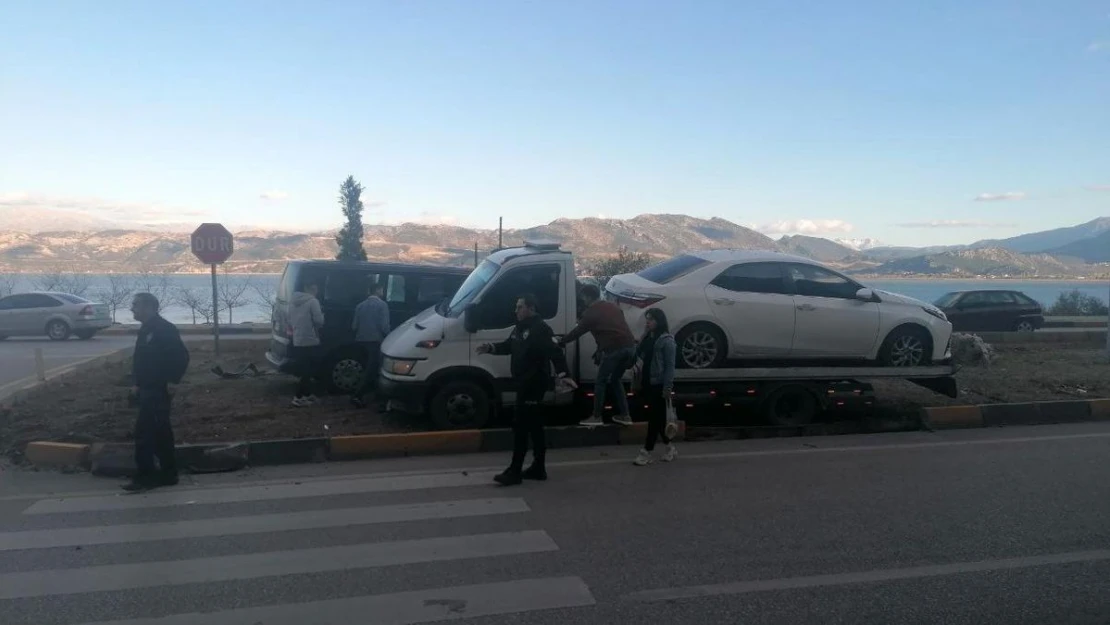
[
  {"xmin": 613, "ymin": 292, "xmax": 666, "ymax": 309},
  {"xmin": 78, "ymin": 305, "xmax": 94, "ymax": 317}
]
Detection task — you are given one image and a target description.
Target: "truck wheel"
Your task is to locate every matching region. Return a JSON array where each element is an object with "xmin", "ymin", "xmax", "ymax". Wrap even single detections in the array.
[
  {"xmin": 877, "ymin": 326, "xmax": 932, "ymax": 367},
  {"xmin": 675, "ymin": 323, "xmax": 727, "ymax": 369},
  {"xmin": 325, "ymin": 348, "xmax": 365, "ymax": 394},
  {"xmin": 762, "ymin": 385, "xmax": 818, "ymax": 426},
  {"xmin": 429, "ymin": 381, "xmax": 491, "ymax": 430},
  {"xmin": 46, "ymin": 320, "xmax": 71, "ymax": 341}
]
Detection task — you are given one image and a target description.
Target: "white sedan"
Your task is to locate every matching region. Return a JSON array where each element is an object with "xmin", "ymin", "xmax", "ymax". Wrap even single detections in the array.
[{"xmin": 605, "ymin": 251, "xmax": 952, "ymax": 369}]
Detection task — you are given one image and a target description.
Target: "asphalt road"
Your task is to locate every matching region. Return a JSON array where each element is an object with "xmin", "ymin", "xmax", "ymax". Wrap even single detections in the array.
[{"xmin": 1, "ymin": 422, "xmax": 1108, "ymax": 624}]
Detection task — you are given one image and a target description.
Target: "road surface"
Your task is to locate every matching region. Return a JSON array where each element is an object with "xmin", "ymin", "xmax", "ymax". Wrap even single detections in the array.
[{"xmin": 1, "ymin": 423, "xmax": 1108, "ymax": 624}]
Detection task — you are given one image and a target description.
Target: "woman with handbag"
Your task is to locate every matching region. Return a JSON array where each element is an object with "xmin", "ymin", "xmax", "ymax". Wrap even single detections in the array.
[{"xmin": 633, "ymin": 308, "xmax": 678, "ymax": 466}]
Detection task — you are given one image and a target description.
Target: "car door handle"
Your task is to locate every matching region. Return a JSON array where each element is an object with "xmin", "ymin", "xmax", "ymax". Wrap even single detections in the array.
[
  {"xmin": 796, "ymin": 304, "xmax": 816, "ymax": 312},
  {"xmin": 712, "ymin": 298, "xmax": 735, "ymax": 306}
]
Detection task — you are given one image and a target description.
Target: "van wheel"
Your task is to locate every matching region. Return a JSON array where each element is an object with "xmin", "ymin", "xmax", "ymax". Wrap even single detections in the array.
[
  {"xmin": 429, "ymin": 381, "xmax": 490, "ymax": 430},
  {"xmin": 325, "ymin": 348, "xmax": 365, "ymax": 393},
  {"xmin": 878, "ymin": 326, "xmax": 932, "ymax": 367},
  {"xmin": 675, "ymin": 323, "xmax": 727, "ymax": 369},
  {"xmin": 762, "ymin": 385, "xmax": 818, "ymax": 426}
]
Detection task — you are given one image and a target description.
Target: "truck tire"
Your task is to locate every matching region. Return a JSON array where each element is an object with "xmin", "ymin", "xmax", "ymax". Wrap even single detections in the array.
[
  {"xmin": 429, "ymin": 380, "xmax": 491, "ymax": 430},
  {"xmin": 675, "ymin": 323, "xmax": 727, "ymax": 369},
  {"xmin": 877, "ymin": 325, "xmax": 932, "ymax": 367},
  {"xmin": 762, "ymin": 385, "xmax": 818, "ymax": 427}
]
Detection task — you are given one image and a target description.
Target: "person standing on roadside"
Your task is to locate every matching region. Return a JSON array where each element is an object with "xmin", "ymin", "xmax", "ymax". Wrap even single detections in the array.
[
  {"xmin": 558, "ymin": 284, "xmax": 636, "ymax": 426},
  {"xmin": 124, "ymin": 292, "xmax": 189, "ymax": 492},
  {"xmin": 290, "ymin": 282, "xmax": 325, "ymax": 407},
  {"xmin": 633, "ymin": 308, "xmax": 678, "ymax": 466},
  {"xmin": 477, "ymin": 294, "xmax": 575, "ymax": 486},
  {"xmin": 351, "ymin": 281, "xmax": 390, "ymax": 409}
]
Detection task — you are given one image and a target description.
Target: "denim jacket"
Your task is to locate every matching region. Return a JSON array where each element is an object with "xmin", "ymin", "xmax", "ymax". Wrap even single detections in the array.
[{"xmin": 637, "ymin": 332, "xmax": 676, "ymax": 391}]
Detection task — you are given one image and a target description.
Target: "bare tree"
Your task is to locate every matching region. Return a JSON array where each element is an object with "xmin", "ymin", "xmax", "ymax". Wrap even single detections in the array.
[
  {"xmin": 218, "ymin": 271, "xmax": 251, "ymax": 324},
  {"xmin": 97, "ymin": 274, "xmax": 134, "ymax": 322},
  {"xmin": 0, "ymin": 274, "xmax": 18, "ymax": 297},
  {"xmin": 175, "ymin": 286, "xmax": 218, "ymax": 325},
  {"xmin": 32, "ymin": 267, "xmax": 92, "ymax": 297},
  {"xmin": 131, "ymin": 268, "xmax": 175, "ymax": 309},
  {"xmin": 248, "ymin": 279, "xmax": 276, "ymax": 315}
]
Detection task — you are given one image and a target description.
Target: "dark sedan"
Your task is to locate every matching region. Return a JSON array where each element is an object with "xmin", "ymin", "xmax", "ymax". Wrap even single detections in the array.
[{"xmin": 934, "ymin": 290, "xmax": 1044, "ymax": 332}]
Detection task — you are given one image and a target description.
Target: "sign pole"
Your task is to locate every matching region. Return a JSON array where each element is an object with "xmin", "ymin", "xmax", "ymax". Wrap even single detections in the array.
[{"xmin": 211, "ymin": 263, "xmax": 221, "ymax": 356}]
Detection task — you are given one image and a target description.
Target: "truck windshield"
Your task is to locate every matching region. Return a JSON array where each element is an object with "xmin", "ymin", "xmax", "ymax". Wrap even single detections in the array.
[{"xmin": 445, "ymin": 260, "xmax": 499, "ymax": 317}]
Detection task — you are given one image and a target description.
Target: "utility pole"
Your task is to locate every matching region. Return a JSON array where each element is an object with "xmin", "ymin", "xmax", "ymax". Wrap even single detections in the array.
[
  {"xmin": 1105, "ymin": 279, "xmax": 1109, "ymax": 362},
  {"xmin": 473, "ymin": 242, "xmax": 479, "ymax": 267}
]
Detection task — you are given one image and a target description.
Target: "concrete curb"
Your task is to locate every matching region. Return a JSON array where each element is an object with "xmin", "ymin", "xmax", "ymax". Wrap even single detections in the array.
[
  {"xmin": 976, "ymin": 330, "xmax": 1105, "ymax": 344},
  {"xmin": 923, "ymin": 399, "xmax": 1110, "ymax": 430},
  {"xmin": 23, "ymin": 421, "xmax": 689, "ymax": 471}
]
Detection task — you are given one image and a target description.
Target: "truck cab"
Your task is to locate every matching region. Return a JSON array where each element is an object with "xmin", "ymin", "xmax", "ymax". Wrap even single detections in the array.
[{"xmin": 379, "ymin": 240, "xmax": 598, "ymax": 429}]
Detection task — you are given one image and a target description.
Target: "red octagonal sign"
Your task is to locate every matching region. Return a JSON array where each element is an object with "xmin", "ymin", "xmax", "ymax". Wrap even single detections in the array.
[{"xmin": 191, "ymin": 223, "xmax": 235, "ymax": 265}]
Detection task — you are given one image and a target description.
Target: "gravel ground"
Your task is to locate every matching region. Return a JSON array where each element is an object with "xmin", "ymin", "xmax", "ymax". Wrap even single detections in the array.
[{"xmin": 3, "ymin": 341, "xmax": 1107, "ymax": 463}]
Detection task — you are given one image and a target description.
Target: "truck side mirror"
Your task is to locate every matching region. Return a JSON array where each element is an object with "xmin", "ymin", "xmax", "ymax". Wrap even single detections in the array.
[{"xmin": 463, "ymin": 304, "xmax": 480, "ymax": 334}]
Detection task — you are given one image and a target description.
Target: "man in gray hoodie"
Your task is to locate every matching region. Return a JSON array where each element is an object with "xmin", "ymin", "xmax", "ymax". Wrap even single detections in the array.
[
  {"xmin": 351, "ymin": 282, "xmax": 390, "ymax": 408},
  {"xmin": 289, "ymin": 283, "xmax": 325, "ymax": 406}
]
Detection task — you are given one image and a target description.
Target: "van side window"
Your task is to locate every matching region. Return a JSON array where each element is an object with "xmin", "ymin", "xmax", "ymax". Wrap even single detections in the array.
[
  {"xmin": 416, "ymin": 276, "xmax": 450, "ymax": 307},
  {"xmin": 477, "ymin": 265, "xmax": 561, "ymax": 329},
  {"xmin": 324, "ymin": 270, "xmax": 370, "ymax": 306},
  {"xmin": 385, "ymin": 275, "xmax": 406, "ymax": 304}
]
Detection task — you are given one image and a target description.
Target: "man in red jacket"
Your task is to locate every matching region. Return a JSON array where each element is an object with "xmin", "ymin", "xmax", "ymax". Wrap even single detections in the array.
[{"xmin": 559, "ymin": 284, "xmax": 636, "ymax": 426}]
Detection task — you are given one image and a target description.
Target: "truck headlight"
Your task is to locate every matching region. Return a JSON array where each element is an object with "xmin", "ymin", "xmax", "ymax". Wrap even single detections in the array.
[{"xmin": 382, "ymin": 357, "xmax": 418, "ymax": 376}]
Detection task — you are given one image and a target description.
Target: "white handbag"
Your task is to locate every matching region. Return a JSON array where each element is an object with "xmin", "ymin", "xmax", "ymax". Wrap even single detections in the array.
[{"xmin": 664, "ymin": 395, "xmax": 679, "ymax": 438}]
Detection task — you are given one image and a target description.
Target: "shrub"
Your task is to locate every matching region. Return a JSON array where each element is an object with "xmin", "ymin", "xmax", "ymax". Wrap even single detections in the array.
[{"xmin": 1046, "ymin": 290, "xmax": 1109, "ymax": 317}]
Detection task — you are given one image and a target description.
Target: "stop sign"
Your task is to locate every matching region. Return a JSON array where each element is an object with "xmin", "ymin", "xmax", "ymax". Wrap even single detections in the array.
[{"xmin": 191, "ymin": 223, "xmax": 235, "ymax": 264}]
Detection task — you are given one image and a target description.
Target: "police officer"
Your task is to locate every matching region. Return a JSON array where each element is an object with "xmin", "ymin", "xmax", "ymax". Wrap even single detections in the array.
[
  {"xmin": 477, "ymin": 293, "xmax": 575, "ymax": 486},
  {"xmin": 123, "ymin": 292, "xmax": 189, "ymax": 492}
]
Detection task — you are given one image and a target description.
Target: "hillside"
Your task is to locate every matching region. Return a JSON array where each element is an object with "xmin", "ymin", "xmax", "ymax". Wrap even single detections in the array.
[
  {"xmin": 1045, "ymin": 230, "xmax": 1110, "ymax": 263},
  {"xmin": 778, "ymin": 235, "xmax": 858, "ymax": 262},
  {"xmin": 859, "ymin": 247, "xmax": 1088, "ymax": 278},
  {"xmin": 0, "ymin": 214, "xmax": 783, "ymax": 273},
  {"xmin": 972, "ymin": 217, "xmax": 1110, "ymax": 254}
]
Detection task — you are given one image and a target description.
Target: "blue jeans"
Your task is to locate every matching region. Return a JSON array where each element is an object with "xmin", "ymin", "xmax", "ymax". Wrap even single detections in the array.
[{"xmin": 594, "ymin": 346, "xmax": 634, "ymax": 418}]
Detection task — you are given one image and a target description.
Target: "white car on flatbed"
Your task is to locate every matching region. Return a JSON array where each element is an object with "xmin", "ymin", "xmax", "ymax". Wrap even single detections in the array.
[{"xmin": 606, "ymin": 250, "xmax": 953, "ymax": 369}]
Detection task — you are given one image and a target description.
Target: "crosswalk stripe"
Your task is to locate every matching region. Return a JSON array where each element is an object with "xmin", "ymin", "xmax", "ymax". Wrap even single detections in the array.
[
  {"xmin": 74, "ymin": 576, "xmax": 596, "ymax": 625},
  {"xmin": 23, "ymin": 472, "xmax": 492, "ymax": 515},
  {"xmin": 0, "ymin": 530, "xmax": 558, "ymax": 600},
  {"xmin": 0, "ymin": 498, "xmax": 529, "ymax": 551}
]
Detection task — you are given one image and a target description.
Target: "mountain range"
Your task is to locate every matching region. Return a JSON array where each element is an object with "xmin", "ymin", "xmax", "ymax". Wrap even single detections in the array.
[{"xmin": 0, "ymin": 211, "xmax": 1108, "ymax": 278}]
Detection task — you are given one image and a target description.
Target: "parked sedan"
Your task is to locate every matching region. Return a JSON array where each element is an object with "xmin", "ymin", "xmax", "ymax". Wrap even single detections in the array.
[
  {"xmin": 605, "ymin": 251, "xmax": 953, "ymax": 369},
  {"xmin": 0, "ymin": 292, "xmax": 112, "ymax": 340},
  {"xmin": 934, "ymin": 290, "xmax": 1044, "ymax": 332}
]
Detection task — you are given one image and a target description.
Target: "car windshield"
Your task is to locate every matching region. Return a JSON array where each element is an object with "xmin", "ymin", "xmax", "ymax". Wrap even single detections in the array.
[
  {"xmin": 934, "ymin": 292, "xmax": 962, "ymax": 307},
  {"xmin": 445, "ymin": 260, "xmax": 499, "ymax": 318}
]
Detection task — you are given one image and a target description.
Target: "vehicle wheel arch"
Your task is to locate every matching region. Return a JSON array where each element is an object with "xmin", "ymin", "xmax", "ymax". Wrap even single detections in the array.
[{"xmin": 876, "ymin": 323, "xmax": 934, "ymax": 366}]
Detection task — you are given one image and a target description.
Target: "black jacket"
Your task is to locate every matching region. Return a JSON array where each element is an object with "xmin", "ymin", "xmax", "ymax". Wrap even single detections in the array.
[
  {"xmin": 133, "ymin": 315, "xmax": 188, "ymax": 390},
  {"xmin": 489, "ymin": 315, "xmax": 569, "ymax": 398}
]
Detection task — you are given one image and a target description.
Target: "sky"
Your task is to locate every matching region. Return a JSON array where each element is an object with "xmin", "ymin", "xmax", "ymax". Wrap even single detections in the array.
[{"xmin": 1, "ymin": 0, "xmax": 1108, "ymax": 246}]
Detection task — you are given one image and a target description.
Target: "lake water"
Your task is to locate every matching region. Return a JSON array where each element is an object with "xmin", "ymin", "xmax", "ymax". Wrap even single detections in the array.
[{"xmin": 3, "ymin": 273, "xmax": 1108, "ymax": 325}]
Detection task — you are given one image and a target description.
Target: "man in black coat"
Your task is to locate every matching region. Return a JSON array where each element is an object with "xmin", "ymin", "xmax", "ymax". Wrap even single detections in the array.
[
  {"xmin": 124, "ymin": 292, "xmax": 189, "ymax": 492},
  {"xmin": 477, "ymin": 293, "xmax": 574, "ymax": 486}
]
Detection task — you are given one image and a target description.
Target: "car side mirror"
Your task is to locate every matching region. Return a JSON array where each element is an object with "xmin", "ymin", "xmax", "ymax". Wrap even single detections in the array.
[
  {"xmin": 463, "ymin": 304, "xmax": 480, "ymax": 334},
  {"xmin": 855, "ymin": 288, "xmax": 877, "ymax": 302}
]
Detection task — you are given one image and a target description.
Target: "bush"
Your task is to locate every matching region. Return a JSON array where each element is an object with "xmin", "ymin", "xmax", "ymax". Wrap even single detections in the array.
[
  {"xmin": 1046, "ymin": 290, "xmax": 1109, "ymax": 317},
  {"xmin": 585, "ymin": 247, "xmax": 652, "ymax": 289}
]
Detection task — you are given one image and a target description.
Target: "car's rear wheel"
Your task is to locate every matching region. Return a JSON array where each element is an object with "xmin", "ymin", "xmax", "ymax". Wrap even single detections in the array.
[
  {"xmin": 324, "ymin": 348, "xmax": 365, "ymax": 393},
  {"xmin": 75, "ymin": 330, "xmax": 97, "ymax": 340},
  {"xmin": 429, "ymin": 380, "xmax": 491, "ymax": 430},
  {"xmin": 675, "ymin": 323, "xmax": 727, "ymax": 369},
  {"xmin": 1014, "ymin": 320, "xmax": 1036, "ymax": 332},
  {"xmin": 878, "ymin": 326, "xmax": 932, "ymax": 367},
  {"xmin": 46, "ymin": 320, "xmax": 71, "ymax": 341}
]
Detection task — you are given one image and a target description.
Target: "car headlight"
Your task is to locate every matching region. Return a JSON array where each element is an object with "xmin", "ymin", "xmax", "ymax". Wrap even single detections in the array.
[
  {"xmin": 922, "ymin": 306, "xmax": 947, "ymax": 322},
  {"xmin": 382, "ymin": 357, "xmax": 418, "ymax": 376}
]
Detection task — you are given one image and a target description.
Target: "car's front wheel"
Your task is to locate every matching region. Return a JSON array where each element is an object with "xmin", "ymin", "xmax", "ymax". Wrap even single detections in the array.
[
  {"xmin": 46, "ymin": 320, "xmax": 71, "ymax": 341},
  {"xmin": 675, "ymin": 323, "xmax": 727, "ymax": 369},
  {"xmin": 1014, "ymin": 320, "xmax": 1036, "ymax": 332},
  {"xmin": 878, "ymin": 326, "xmax": 932, "ymax": 367}
]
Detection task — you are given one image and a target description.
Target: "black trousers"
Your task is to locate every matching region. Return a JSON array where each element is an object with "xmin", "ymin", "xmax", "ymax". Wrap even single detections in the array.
[
  {"xmin": 640, "ymin": 385, "xmax": 671, "ymax": 452},
  {"xmin": 134, "ymin": 388, "xmax": 177, "ymax": 479},
  {"xmin": 354, "ymin": 341, "xmax": 382, "ymax": 399},
  {"xmin": 293, "ymin": 345, "xmax": 320, "ymax": 397},
  {"xmin": 509, "ymin": 393, "xmax": 546, "ymax": 472}
]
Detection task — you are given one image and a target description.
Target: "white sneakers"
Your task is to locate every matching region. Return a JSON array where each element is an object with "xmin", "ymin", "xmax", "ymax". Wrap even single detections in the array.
[
  {"xmin": 611, "ymin": 414, "xmax": 633, "ymax": 426},
  {"xmin": 579, "ymin": 415, "xmax": 633, "ymax": 427},
  {"xmin": 634, "ymin": 445, "xmax": 678, "ymax": 466}
]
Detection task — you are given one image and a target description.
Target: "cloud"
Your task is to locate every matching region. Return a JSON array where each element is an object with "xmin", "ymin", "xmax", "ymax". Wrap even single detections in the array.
[
  {"xmin": 896, "ymin": 220, "xmax": 1018, "ymax": 228},
  {"xmin": 0, "ymin": 192, "xmax": 211, "ymax": 228},
  {"xmin": 259, "ymin": 190, "xmax": 289, "ymax": 201},
  {"xmin": 757, "ymin": 219, "xmax": 855, "ymax": 235},
  {"xmin": 1088, "ymin": 41, "xmax": 1109, "ymax": 52},
  {"xmin": 973, "ymin": 191, "xmax": 1026, "ymax": 202},
  {"xmin": 1086, "ymin": 185, "xmax": 1110, "ymax": 192}
]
